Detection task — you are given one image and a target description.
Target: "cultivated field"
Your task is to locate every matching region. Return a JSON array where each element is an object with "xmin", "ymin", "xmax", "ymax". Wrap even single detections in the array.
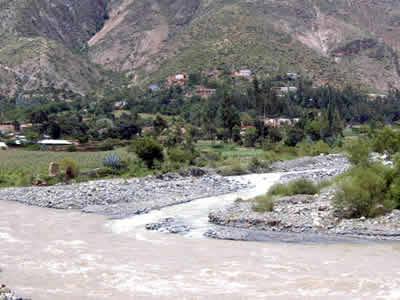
[{"xmin": 0, "ymin": 147, "xmax": 134, "ymax": 172}]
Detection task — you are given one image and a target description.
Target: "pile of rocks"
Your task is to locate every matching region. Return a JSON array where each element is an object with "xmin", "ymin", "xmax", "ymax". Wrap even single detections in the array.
[
  {"xmin": 0, "ymin": 169, "xmax": 247, "ymax": 218},
  {"xmin": 208, "ymin": 186, "xmax": 400, "ymax": 241},
  {"xmin": 0, "ymin": 284, "xmax": 30, "ymax": 300},
  {"xmin": 146, "ymin": 217, "xmax": 191, "ymax": 234}
]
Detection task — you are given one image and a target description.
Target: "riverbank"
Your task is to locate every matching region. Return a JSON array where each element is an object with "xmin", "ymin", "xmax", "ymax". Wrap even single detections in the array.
[
  {"xmin": 208, "ymin": 154, "xmax": 400, "ymax": 241},
  {"xmin": 208, "ymin": 186, "xmax": 400, "ymax": 241},
  {"xmin": 0, "ymin": 168, "xmax": 246, "ymax": 219}
]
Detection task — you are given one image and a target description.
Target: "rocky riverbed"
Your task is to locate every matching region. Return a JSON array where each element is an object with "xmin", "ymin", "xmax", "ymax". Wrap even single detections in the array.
[
  {"xmin": 207, "ymin": 153, "xmax": 400, "ymax": 241},
  {"xmin": 271, "ymin": 153, "xmax": 351, "ymax": 183},
  {"xmin": 0, "ymin": 168, "xmax": 247, "ymax": 218},
  {"xmin": 208, "ymin": 186, "xmax": 400, "ymax": 241}
]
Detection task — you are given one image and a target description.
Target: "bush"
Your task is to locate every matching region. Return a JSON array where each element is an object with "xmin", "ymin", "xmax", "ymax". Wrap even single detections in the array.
[
  {"xmin": 104, "ymin": 153, "xmax": 122, "ymax": 169},
  {"xmin": 243, "ymin": 128, "xmax": 258, "ymax": 147},
  {"xmin": 334, "ymin": 167, "xmax": 392, "ymax": 218},
  {"xmin": 77, "ymin": 136, "xmax": 89, "ymax": 144},
  {"xmin": 372, "ymin": 126, "xmax": 400, "ymax": 154},
  {"xmin": 345, "ymin": 138, "xmax": 370, "ymax": 166},
  {"xmin": 218, "ymin": 161, "xmax": 248, "ymax": 176},
  {"xmin": 59, "ymin": 159, "xmax": 80, "ymax": 179},
  {"xmin": 168, "ymin": 147, "xmax": 196, "ymax": 164},
  {"xmin": 311, "ymin": 140, "xmax": 331, "ymax": 156},
  {"xmin": 100, "ymin": 138, "xmax": 118, "ymax": 151},
  {"xmin": 269, "ymin": 179, "xmax": 320, "ymax": 196},
  {"xmin": 129, "ymin": 137, "xmax": 164, "ymax": 168},
  {"xmin": 253, "ymin": 195, "xmax": 274, "ymax": 212},
  {"xmin": 263, "ymin": 151, "xmax": 278, "ymax": 164},
  {"xmin": 285, "ymin": 127, "xmax": 305, "ymax": 147},
  {"xmin": 248, "ymin": 157, "xmax": 271, "ymax": 173},
  {"xmin": 67, "ymin": 145, "xmax": 77, "ymax": 152}
]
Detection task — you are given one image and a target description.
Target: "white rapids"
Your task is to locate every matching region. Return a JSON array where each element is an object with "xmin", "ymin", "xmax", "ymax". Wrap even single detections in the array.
[{"xmin": 0, "ymin": 173, "xmax": 400, "ymax": 300}]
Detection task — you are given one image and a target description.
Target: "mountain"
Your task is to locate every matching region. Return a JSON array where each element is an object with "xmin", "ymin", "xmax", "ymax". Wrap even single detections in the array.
[
  {"xmin": 0, "ymin": 0, "xmax": 108, "ymax": 97},
  {"xmin": 1, "ymin": 0, "xmax": 400, "ymax": 98}
]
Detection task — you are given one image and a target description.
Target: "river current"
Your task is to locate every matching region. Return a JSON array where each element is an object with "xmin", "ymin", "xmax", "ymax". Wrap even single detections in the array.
[{"xmin": 1, "ymin": 173, "xmax": 400, "ymax": 299}]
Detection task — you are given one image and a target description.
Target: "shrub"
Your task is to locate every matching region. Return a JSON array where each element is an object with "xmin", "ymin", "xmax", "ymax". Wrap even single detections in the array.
[
  {"xmin": 104, "ymin": 153, "xmax": 122, "ymax": 169},
  {"xmin": 285, "ymin": 127, "xmax": 305, "ymax": 147},
  {"xmin": 269, "ymin": 179, "xmax": 320, "ymax": 196},
  {"xmin": 334, "ymin": 167, "xmax": 392, "ymax": 218},
  {"xmin": 345, "ymin": 138, "xmax": 370, "ymax": 166},
  {"xmin": 311, "ymin": 140, "xmax": 331, "ymax": 156},
  {"xmin": 232, "ymin": 125, "xmax": 241, "ymax": 143},
  {"xmin": 129, "ymin": 137, "xmax": 164, "ymax": 168},
  {"xmin": 372, "ymin": 126, "xmax": 400, "ymax": 154},
  {"xmin": 59, "ymin": 159, "xmax": 80, "ymax": 179},
  {"xmin": 100, "ymin": 138, "xmax": 117, "ymax": 151},
  {"xmin": 248, "ymin": 157, "xmax": 271, "ymax": 173},
  {"xmin": 252, "ymin": 195, "xmax": 274, "ymax": 212},
  {"xmin": 263, "ymin": 151, "xmax": 278, "ymax": 164},
  {"xmin": 168, "ymin": 147, "xmax": 195, "ymax": 164},
  {"xmin": 218, "ymin": 161, "xmax": 248, "ymax": 176},
  {"xmin": 67, "ymin": 145, "xmax": 77, "ymax": 152},
  {"xmin": 77, "ymin": 136, "xmax": 89, "ymax": 144},
  {"xmin": 243, "ymin": 128, "xmax": 258, "ymax": 147}
]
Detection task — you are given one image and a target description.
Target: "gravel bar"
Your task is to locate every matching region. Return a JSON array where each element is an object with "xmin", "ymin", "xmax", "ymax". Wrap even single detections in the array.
[{"xmin": 0, "ymin": 169, "xmax": 247, "ymax": 219}]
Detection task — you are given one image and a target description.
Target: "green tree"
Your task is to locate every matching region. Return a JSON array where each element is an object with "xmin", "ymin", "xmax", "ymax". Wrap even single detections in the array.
[
  {"xmin": 221, "ymin": 90, "xmax": 241, "ymax": 140},
  {"xmin": 153, "ymin": 114, "xmax": 168, "ymax": 136},
  {"xmin": 130, "ymin": 137, "xmax": 164, "ymax": 168},
  {"xmin": 232, "ymin": 125, "xmax": 242, "ymax": 144}
]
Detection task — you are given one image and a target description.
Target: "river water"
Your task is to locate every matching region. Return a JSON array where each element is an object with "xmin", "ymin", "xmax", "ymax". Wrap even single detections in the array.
[{"xmin": 1, "ymin": 173, "xmax": 400, "ymax": 299}]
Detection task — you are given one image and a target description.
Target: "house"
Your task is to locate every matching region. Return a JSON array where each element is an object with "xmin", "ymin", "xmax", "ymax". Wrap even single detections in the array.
[
  {"xmin": 195, "ymin": 87, "xmax": 216, "ymax": 98},
  {"xmin": 287, "ymin": 73, "xmax": 299, "ymax": 79},
  {"xmin": 233, "ymin": 69, "xmax": 252, "ymax": 77},
  {"xmin": 114, "ymin": 100, "xmax": 127, "ymax": 109},
  {"xmin": 0, "ymin": 122, "xmax": 15, "ymax": 132},
  {"xmin": 37, "ymin": 139, "xmax": 73, "ymax": 146},
  {"xmin": 239, "ymin": 69, "xmax": 251, "ymax": 77},
  {"xmin": 167, "ymin": 73, "xmax": 189, "ymax": 87},
  {"xmin": 264, "ymin": 118, "xmax": 300, "ymax": 128},
  {"xmin": 20, "ymin": 123, "xmax": 33, "ymax": 131},
  {"xmin": 149, "ymin": 84, "xmax": 159, "ymax": 92},
  {"xmin": 367, "ymin": 94, "xmax": 387, "ymax": 100},
  {"xmin": 280, "ymin": 87, "xmax": 298, "ymax": 93}
]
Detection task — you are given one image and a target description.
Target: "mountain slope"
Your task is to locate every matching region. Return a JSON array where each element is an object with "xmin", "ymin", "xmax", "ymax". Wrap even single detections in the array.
[
  {"xmin": 88, "ymin": 0, "xmax": 400, "ymax": 91},
  {"xmin": 0, "ymin": 0, "xmax": 108, "ymax": 97},
  {"xmin": 1, "ymin": 0, "xmax": 400, "ymax": 99}
]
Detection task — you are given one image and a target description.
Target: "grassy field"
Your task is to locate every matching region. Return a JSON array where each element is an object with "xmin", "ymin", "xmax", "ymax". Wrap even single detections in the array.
[
  {"xmin": 196, "ymin": 142, "xmax": 264, "ymax": 158},
  {"xmin": 0, "ymin": 147, "xmax": 134, "ymax": 173}
]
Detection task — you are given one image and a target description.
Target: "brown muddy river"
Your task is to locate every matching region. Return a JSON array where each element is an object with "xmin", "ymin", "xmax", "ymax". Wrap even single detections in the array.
[{"xmin": 1, "ymin": 174, "xmax": 400, "ymax": 299}]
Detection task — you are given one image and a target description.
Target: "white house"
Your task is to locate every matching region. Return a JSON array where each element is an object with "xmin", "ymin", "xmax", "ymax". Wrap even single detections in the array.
[
  {"xmin": 37, "ymin": 140, "xmax": 73, "ymax": 146},
  {"xmin": 239, "ymin": 69, "xmax": 252, "ymax": 77},
  {"xmin": 287, "ymin": 73, "xmax": 299, "ymax": 79}
]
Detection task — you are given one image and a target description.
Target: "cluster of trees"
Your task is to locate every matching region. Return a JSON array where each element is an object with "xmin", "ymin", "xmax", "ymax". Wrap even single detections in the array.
[{"xmin": 1, "ymin": 72, "xmax": 400, "ymax": 147}]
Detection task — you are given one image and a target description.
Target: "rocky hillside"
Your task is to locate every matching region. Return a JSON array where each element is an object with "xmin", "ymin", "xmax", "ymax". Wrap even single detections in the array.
[
  {"xmin": 0, "ymin": 0, "xmax": 108, "ymax": 97},
  {"xmin": 88, "ymin": 0, "xmax": 400, "ymax": 91},
  {"xmin": 1, "ymin": 0, "xmax": 400, "ymax": 97}
]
